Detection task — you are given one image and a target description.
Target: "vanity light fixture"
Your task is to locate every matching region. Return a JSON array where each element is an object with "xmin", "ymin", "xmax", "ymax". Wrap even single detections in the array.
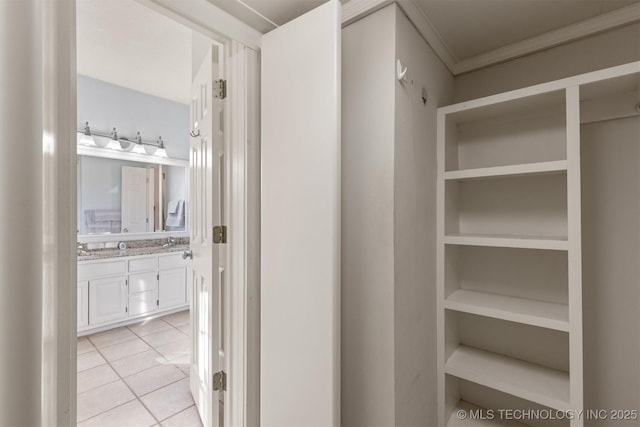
[
  {"xmin": 131, "ymin": 132, "xmax": 147, "ymax": 154},
  {"xmin": 106, "ymin": 128, "xmax": 122, "ymax": 150},
  {"xmin": 77, "ymin": 122, "xmax": 97, "ymax": 147},
  {"xmin": 155, "ymin": 136, "xmax": 168, "ymax": 158},
  {"xmin": 76, "ymin": 124, "xmax": 174, "ymax": 160}
]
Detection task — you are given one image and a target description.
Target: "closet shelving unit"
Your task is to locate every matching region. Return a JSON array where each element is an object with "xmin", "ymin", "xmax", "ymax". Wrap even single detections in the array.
[{"xmin": 437, "ymin": 62, "xmax": 640, "ymax": 427}]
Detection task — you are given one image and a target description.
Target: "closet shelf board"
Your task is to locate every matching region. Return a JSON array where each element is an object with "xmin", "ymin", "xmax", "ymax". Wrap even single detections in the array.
[
  {"xmin": 445, "ymin": 289, "xmax": 569, "ymax": 332},
  {"xmin": 445, "ymin": 346, "xmax": 571, "ymax": 411},
  {"xmin": 444, "ymin": 160, "xmax": 568, "ymax": 181},
  {"xmin": 443, "ymin": 234, "xmax": 569, "ymax": 251}
]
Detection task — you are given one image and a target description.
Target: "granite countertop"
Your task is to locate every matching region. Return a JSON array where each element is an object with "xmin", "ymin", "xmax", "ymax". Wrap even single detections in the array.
[{"xmin": 78, "ymin": 244, "xmax": 190, "ymax": 262}]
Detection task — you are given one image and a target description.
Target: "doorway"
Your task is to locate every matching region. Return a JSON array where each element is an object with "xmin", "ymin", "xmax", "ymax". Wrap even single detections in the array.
[{"xmin": 75, "ymin": 1, "xmax": 226, "ymax": 425}]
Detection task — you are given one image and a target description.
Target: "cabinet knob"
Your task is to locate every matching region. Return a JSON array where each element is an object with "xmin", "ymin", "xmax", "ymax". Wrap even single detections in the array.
[{"xmin": 182, "ymin": 250, "xmax": 193, "ymax": 260}]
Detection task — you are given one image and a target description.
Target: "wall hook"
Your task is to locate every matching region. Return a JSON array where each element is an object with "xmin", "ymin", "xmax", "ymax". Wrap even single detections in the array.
[
  {"xmin": 396, "ymin": 59, "xmax": 407, "ymax": 83},
  {"xmin": 189, "ymin": 129, "xmax": 200, "ymax": 138}
]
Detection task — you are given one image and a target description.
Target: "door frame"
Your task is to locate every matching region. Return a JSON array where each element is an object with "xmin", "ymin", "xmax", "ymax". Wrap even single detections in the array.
[{"xmin": 45, "ymin": 1, "xmax": 261, "ymax": 425}]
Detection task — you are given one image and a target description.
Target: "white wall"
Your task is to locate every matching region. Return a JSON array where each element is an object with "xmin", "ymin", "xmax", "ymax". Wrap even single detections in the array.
[
  {"xmin": 581, "ymin": 116, "xmax": 640, "ymax": 425},
  {"xmin": 393, "ymin": 8, "xmax": 454, "ymax": 426},
  {"xmin": 341, "ymin": 4, "xmax": 454, "ymax": 426},
  {"xmin": 455, "ymin": 23, "xmax": 640, "ymax": 101},
  {"xmin": 342, "ymin": 5, "xmax": 397, "ymax": 426}
]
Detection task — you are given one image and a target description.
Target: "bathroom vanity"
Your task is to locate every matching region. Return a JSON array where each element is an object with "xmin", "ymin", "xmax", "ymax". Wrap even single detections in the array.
[{"xmin": 77, "ymin": 246, "xmax": 190, "ymax": 336}]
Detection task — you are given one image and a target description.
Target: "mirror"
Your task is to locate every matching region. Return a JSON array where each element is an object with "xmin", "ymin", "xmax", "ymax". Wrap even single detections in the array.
[{"xmin": 77, "ymin": 154, "xmax": 188, "ymax": 236}]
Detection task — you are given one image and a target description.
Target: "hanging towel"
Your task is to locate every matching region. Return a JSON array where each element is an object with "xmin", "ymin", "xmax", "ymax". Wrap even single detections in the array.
[
  {"xmin": 167, "ymin": 199, "xmax": 180, "ymax": 214},
  {"xmin": 166, "ymin": 200, "xmax": 185, "ymax": 228}
]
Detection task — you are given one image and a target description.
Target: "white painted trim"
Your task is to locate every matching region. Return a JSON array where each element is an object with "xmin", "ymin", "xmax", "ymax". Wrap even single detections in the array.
[
  {"xmin": 42, "ymin": 1, "xmax": 77, "ymax": 425},
  {"xmin": 341, "ymin": 1, "xmax": 640, "ymax": 76},
  {"xmin": 440, "ymin": 61, "xmax": 640, "ymax": 114},
  {"xmin": 395, "ymin": 0, "xmax": 457, "ymax": 72},
  {"xmin": 341, "ymin": 0, "xmax": 392, "ymax": 26},
  {"xmin": 77, "ymin": 145, "xmax": 188, "ymax": 167},
  {"xmin": 78, "ymin": 231, "xmax": 189, "ymax": 244},
  {"xmin": 227, "ymin": 39, "xmax": 262, "ymax": 427},
  {"xmin": 135, "ymin": 0, "xmax": 262, "ymax": 49},
  {"xmin": 454, "ymin": 2, "xmax": 640, "ymax": 74},
  {"xmin": 566, "ymin": 85, "xmax": 584, "ymax": 427}
]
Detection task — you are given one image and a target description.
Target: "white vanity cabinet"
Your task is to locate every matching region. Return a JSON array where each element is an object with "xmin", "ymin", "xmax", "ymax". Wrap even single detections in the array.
[
  {"xmin": 89, "ymin": 276, "xmax": 128, "ymax": 325},
  {"xmin": 158, "ymin": 253, "xmax": 187, "ymax": 309},
  {"xmin": 77, "ymin": 250, "xmax": 189, "ymax": 334}
]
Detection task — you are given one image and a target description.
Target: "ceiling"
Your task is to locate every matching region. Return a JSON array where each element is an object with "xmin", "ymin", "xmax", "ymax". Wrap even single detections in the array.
[
  {"xmin": 415, "ymin": 0, "xmax": 640, "ymax": 60},
  {"xmin": 76, "ymin": 0, "xmax": 639, "ymax": 103},
  {"xmin": 77, "ymin": 0, "xmax": 192, "ymax": 105}
]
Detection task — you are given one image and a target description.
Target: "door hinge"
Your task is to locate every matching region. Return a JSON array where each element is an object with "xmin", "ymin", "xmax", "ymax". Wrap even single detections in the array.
[
  {"xmin": 213, "ymin": 225, "xmax": 227, "ymax": 244},
  {"xmin": 146, "ymin": 218, "xmax": 149, "ymax": 224},
  {"xmin": 213, "ymin": 79, "xmax": 227, "ymax": 99},
  {"xmin": 125, "ymin": 279, "xmax": 128, "ymax": 286},
  {"xmin": 212, "ymin": 371, "xmax": 227, "ymax": 391},
  {"xmin": 125, "ymin": 306, "xmax": 128, "ymax": 313},
  {"xmin": 157, "ymin": 273, "xmax": 159, "ymax": 281}
]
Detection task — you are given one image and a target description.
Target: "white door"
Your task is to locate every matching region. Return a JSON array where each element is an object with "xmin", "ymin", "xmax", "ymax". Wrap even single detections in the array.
[
  {"xmin": 189, "ymin": 45, "xmax": 225, "ymax": 427},
  {"xmin": 261, "ymin": 1, "xmax": 341, "ymax": 425},
  {"xmin": 121, "ymin": 166, "xmax": 148, "ymax": 233}
]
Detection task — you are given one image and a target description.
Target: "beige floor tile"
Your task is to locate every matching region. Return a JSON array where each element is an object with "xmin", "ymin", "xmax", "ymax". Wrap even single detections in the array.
[
  {"xmin": 154, "ymin": 337, "xmax": 189, "ymax": 362},
  {"xmin": 77, "ymin": 364, "xmax": 119, "ymax": 394},
  {"xmin": 177, "ymin": 323, "xmax": 190, "ymax": 335},
  {"xmin": 77, "ymin": 350, "xmax": 107, "ymax": 372},
  {"xmin": 89, "ymin": 327, "xmax": 138, "ymax": 349},
  {"xmin": 162, "ymin": 311, "xmax": 190, "ymax": 328},
  {"xmin": 110, "ymin": 349, "xmax": 167, "ymax": 378},
  {"xmin": 141, "ymin": 328, "xmax": 187, "ymax": 348},
  {"xmin": 168, "ymin": 353, "xmax": 190, "ymax": 376},
  {"xmin": 77, "ymin": 338, "xmax": 96, "ymax": 355},
  {"xmin": 161, "ymin": 405, "xmax": 203, "ymax": 427},
  {"xmin": 141, "ymin": 378, "xmax": 194, "ymax": 421},
  {"xmin": 78, "ymin": 399, "xmax": 157, "ymax": 427},
  {"xmin": 128, "ymin": 318, "xmax": 173, "ymax": 337},
  {"xmin": 124, "ymin": 363, "xmax": 185, "ymax": 397},
  {"xmin": 100, "ymin": 337, "xmax": 152, "ymax": 363},
  {"xmin": 77, "ymin": 380, "xmax": 135, "ymax": 422}
]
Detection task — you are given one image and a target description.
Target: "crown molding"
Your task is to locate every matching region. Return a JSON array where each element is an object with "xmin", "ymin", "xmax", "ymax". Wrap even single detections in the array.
[
  {"xmin": 341, "ymin": 0, "xmax": 640, "ymax": 76},
  {"xmin": 453, "ymin": 2, "xmax": 640, "ymax": 75},
  {"xmin": 395, "ymin": 0, "xmax": 457, "ymax": 72}
]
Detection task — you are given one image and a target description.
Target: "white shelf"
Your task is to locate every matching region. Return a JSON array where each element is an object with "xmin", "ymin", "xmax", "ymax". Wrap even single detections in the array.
[
  {"xmin": 444, "ymin": 160, "xmax": 567, "ymax": 181},
  {"xmin": 445, "ymin": 289, "xmax": 569, "ymax": 332},
  {"xmin": 447, "ymin": 401, "xmax": 526, "ymax": 427},
  {"xmin": 445, "ymin": 346, "xmax": 570, "ymax": 411},
  {"xmin": 443, "ymin": 233, "xmax": 569, "ymax": 251}
]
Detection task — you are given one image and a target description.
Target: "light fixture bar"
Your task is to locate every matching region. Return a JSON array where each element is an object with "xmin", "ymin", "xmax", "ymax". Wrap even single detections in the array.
[{"xmin": 76, "ymin": 122, "xmax": 171, "ymax": 158}]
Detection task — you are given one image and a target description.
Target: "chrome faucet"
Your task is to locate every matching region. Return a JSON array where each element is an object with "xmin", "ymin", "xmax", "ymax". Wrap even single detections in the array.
[
  {"xmin": 162, "ymin": 237, "xmax": 176, "ymax": 248},
  {"xmin": 77, "ymin": 242, "xmax": 87, "ymax": 256}
]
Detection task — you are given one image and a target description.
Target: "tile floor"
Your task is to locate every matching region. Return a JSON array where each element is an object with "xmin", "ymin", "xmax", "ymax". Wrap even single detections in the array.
[{"xmin": 77, "ymin": 310, "xmax": 204, "ymax": 427}]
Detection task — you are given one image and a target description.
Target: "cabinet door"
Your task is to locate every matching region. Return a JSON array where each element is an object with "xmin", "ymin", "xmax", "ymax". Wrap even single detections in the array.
[
  {"xmin": 89, "ymin": 276, "xmax": 128, "ymax": 325},
  {"xmin": 129, "ymin": 290, "xmax": 158, "ymax": 317},
  {"xmin": 159, "ymin": 267, "xmax": 186, "ymax": 309},
  {"xmin": 77, "ymin": 281, "xmax": 89, "ymax": 329}
]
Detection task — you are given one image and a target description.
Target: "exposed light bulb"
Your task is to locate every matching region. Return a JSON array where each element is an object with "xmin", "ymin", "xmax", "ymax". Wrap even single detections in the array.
[
  {"xmin": 77, "ymin": 122, "xmax": 96, "ymax": 146},
  {"xmin": 106, "ymin": 127, "xmax": 121, "ymax": 150},
  {"xmin": 155, "ymin": 136, "xmax": 168, "ymax": 158}
]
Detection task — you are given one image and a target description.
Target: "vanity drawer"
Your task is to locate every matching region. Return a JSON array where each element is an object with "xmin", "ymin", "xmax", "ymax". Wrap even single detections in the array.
[
  {"xmin": 128, "ymin": 256, "xmax": 158, "ymax": 273},
  {"xmin": 129, "ymin": 271, "xmax": 158, "ymax": 294},
  {"xmin": 78, "ymin": 260, "xmax": 126, "ymax": 281},
  {"xmin": 159, "ymin": 252, "xmax": 187, "ymax": 270}
]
